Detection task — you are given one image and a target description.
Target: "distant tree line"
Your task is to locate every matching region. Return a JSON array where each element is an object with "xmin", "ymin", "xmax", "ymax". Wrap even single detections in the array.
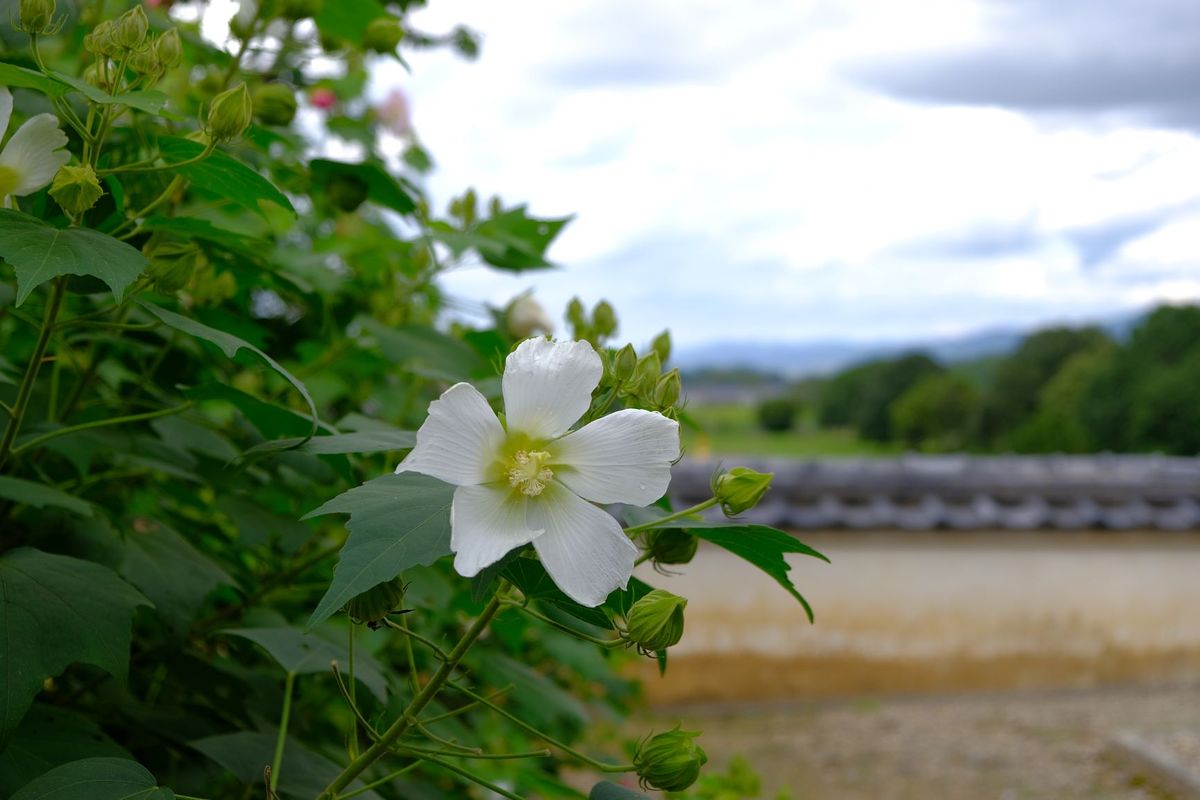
[{"xmin": 755, "ymin": 304, "xmax": 1200, "ymax": 455}]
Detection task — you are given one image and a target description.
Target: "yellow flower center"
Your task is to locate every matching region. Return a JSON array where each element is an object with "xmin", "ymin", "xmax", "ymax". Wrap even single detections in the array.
[
  {"xmin": 507, "ymin": 449, "xmax": 554, "ymax": 497},
  {"xmin": 0, "ymin": 165, "xmax": 21, "ymax": 197}
]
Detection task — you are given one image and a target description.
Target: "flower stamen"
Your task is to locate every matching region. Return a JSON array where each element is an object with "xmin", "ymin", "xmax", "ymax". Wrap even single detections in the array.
[{"xmin": 507, "ymin": 449, "xmax": 554, "ymax": 496}]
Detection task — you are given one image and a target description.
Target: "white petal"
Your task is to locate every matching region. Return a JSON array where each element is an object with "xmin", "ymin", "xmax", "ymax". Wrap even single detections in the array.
[
  {"xmin": 450, "ymin": 485, "xmax": 543, "ymax": 577},
  {"xmin": 394, "ymin": 382, "xmax": 504, "ymax": 486},
  {"xmin": 0, "ymin": 88, "xmax": 12, "ymax": 141},
  {"xmin": 502, "ymin": 338, "xmax": 601, "ymax": 439},
  {"xmin": 0, "ymin": 114, "xmax": 70, "ymax": 196},
  {"xmin": 553, "ymin": 409, "xmax": 680, "ymax": 506},
  {"xmin": 530, "ymin": 484, "xmax": 637, "ymax": 606}
]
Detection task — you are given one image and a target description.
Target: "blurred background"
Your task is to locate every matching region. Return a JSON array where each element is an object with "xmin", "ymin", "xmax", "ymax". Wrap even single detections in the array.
[{"xmin": 243, "ymin": 0, "xmax": 1200, "ymax": 796}]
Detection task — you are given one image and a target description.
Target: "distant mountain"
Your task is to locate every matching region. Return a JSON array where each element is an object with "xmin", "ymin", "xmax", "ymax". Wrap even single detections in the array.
[{"xmin": 675, "ymin": 311, "xmax": 1142, "ymax": 378}]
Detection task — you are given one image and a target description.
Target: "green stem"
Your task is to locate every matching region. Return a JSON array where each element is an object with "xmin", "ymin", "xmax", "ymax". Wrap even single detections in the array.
[
  {"xmin": 414, "ymin": 752, "xmax": 528, "ymax": 800},
  {"xmin": 447, "ymin": 681, "xmax": 634, "ymax": 774},
  {"xmin": 317, "ymin": 595, "xmax": 506, "ymax": 798},
  {"xmin": 623, "ymin": 497, "xmax": 719, "ymax": 534},
  {"xmin": 98, "ymin": 142, "xmax": 216, "ymax": 175},
  {"xmin": 347, "ymin": 625, "xmax": 359, "ymax": 759},
  {"xmin": 398, "ymin": 744, "xmax": 551, "ymax": 761},
  {"xmin": 503, "ymin": 601, "xmax": 622, "ymax": 648},
  {"xmin": 0, "ymin": 278, "xmax": 68, "ymax": 471},
  {"xmin": 383, "ymin": 616, "xmax": 449, "ymax": 660},
  {"xmin": 10, "ymin": 402, "xmax": 191, "ymax": 457},
  {"xmin": 417, "ymin": 685, "xmax": 513, "ymax": 725},
  {"xmin": 270, "ymin": 672, "xmax": 297, "ymax": 793},
  {"xmin": 114, "ymin": 175, "xmax": 186, "ymax": 237},
  {"xmin": 335, "ymin": 763, "xmax": 420, "ymax": 800},
  {"xmin": 398, "ymin": 614, "xmax": 423, "ymax": 694}
]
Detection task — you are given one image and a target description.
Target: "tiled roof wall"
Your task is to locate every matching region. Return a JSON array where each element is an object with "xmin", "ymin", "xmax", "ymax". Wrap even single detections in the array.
[{"xmin": 671, "ymin": 456, "xmax": 1200, "ymax": 530}]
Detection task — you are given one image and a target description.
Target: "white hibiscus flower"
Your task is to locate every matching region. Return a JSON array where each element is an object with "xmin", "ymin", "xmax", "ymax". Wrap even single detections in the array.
[
  {"xmin": 0, "ymin": 87, "xmax": 71, "ymax": 208},
  {"xmin": 396, "ymin": 337, "xmax": 680, "ymax": 606}
]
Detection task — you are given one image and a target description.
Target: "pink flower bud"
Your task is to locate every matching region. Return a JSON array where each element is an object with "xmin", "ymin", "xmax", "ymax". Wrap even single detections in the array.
[
  {"xmin": 376, "ymin": 88, "xmax": 412, "ymax": 137},
  {"xmin": 310, "ymin": 87, "xmax": 336, "ymax": 109}
]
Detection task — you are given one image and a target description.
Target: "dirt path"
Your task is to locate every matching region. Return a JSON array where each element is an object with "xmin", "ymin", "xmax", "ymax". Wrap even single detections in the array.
[{"xmin": 648, "ymin": 683, "xmax": 1200, "ymax": 799}]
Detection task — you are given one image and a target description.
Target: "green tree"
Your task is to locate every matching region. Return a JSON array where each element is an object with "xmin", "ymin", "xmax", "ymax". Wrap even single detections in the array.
[
  {"xmin": 757, "ymin": 396, "xmax": 798, "ymax": 432},
  {"xmin": 1012, "ymin": 344, "xmax": 1115, "ymax": 453},
  {"xmin": 890, "ymin": 372, "xmax": 980, "ymax": 451}
]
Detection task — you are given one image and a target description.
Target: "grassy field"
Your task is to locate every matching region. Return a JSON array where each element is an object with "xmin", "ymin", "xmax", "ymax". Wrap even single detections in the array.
[{"xmin": 680, "ymin": 403, "xmax": 899, "ymax": 458}]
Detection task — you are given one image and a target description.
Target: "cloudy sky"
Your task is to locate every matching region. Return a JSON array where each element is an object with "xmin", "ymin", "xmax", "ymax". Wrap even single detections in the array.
[{"xmin": 376, "ymin": 0, "xmax": 1200, "ymax": 349}]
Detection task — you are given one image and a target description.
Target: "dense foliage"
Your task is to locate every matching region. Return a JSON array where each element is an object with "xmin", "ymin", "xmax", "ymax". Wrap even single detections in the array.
[{"xmin": 0, "ymin": 1, "xmax": 824, "ymax": 798}]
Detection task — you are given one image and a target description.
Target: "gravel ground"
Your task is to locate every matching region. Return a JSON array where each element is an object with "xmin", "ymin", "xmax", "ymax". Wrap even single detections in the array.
[{"xmin": 647, "ymin": 682, "xmax": 1200, "ymax": 799}]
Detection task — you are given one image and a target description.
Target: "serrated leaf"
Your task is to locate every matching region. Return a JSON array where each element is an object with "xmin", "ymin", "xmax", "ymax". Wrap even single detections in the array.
[
  {"xmin": 0, "ymin": 706, "xmax": 131, "ymax": 797},
  {"xmin": 310, "ymin": 159, "xmax": 417, "ymax": 214},
  {"xmin": 641, "ymin": 516, "xmax": 828, "ymax": 622},
  {"xmin": 0, "ymin": 549, "xmax": 150, "ymax": 747},
  {"xmin": 118, "ymin": 522, "xmax": 234, "ymax": 637},
  {"xmin": 157, "ymin": 136, "xmax": 295, "ymax": 216},
  {"xmin": 303, "ymin": 473, "xmax": 455, "ymax": 629},
  {"xmin": 590, "ymin": 782, "xmax": 651, "ymax": 800},
  {"xmin": 10, "ymin": 757, "xmax": 173, "ymax": 800},
  {"xmin": 221, "ymin": 627, "xmax": 386, "ymax": 701},
  {"xmin": 191, "ymin": 730, "xmax": 381, "ymax": 800},
  {"xmin": 0, "ymin": 211, "xmax": 148, "ymax": 306},
  {"xmin": 141, "ymin": 303, "xmax": 318, "ymax": 440},
  {"xmin": 0, "ymin": 476, "xmax": 92, "ymax": 517},
  {"xmin": 502, "ymin": 557, "xmax": 614, "ymax": 629}
]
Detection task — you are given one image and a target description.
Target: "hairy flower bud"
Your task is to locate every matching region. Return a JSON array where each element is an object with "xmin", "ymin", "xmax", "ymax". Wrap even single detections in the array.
[
  {"xmin": 634, "ymin": 727, "xmax": 708, "ymax": 792},
  {"xmin": 655, "ymin": 368, "xmax": 681, "ymax": 409},
  {"xmin": 83, "ymin": 62, "xmax": 114, "ymax": 92},
  {"xmin": 713, "ymin": 467, "xmax": 773, "ymax": 516},
  {"xmin": 592, "ymin": 299, "xmax": 617, "ymax": 337},
  {"xmin": 364, "ymin": 16, "xmax": 404, "ymax": 53},
  {"xmin": 626, "ymin": 589, "xmax": 686, "ymax": 653},
  {"xmin": 645, "ymin": 528, "xmax": 698, "ymax": 566},
  {"xmin": 207, "ymin": 83, "xmax": 253, "ymax": 142},
  {"xmin": 154, "ymin": 28, "xmax": 183, "ymax": 70},
  {"xmin": 129, "ymin": 41, "xmax": 162, "ymax": 76},
  {"xmin": 49, "ymin": 164, "xmax": 104, "ymax": 216},
  {"xmin": 633, "ymin": 352, "xmax": 661, "ymax": 396},
  {"xmin": 253, "ymin": 83, "xmax": 297, "ymax": 127},
  {"xmin": 612, "ymin": 343, "xmax": 637, "ymax": 383},
  {"xmin": 19, "ymin": 0, "xmax": 55, "ymax": 34},
  {"xmin": 85, "ymin": 19, "xmax": 121, "ymax": 57},
  {"xmin": 112, "ymin": 5, "xmax": 149, "ymax": 50},
  {"xmin": 145, "ymin": 237, "xmax": 206, "ymax": 293},
  {"xmin": 651, "ymin": 329, "xmax": 672, "ymax": 363},
  {"xmin": 280, "ymin": 0, "xmax": 323, "ymax": 21},
  {"xmin": 565, "ymin": 296, "xmax": 586, "ymax": 330},
  {"xmin": 344, "ymin": 577, "xmax": 407, "ymax": 626}
]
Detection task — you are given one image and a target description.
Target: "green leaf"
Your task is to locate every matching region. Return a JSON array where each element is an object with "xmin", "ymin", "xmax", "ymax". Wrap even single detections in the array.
[
  {"xmin": 157, "ymin": 136, "xmax": 295, "ymax": 216},
  {"xmin": 502, "ymin": 557, "xmax": 614, "ymax": 629},
  {"xmin": 242, "ymin": 429, "xmax": 414, "ymax": 458},
  {"xmin": 0, "ymin": 210, "xmax": 148, "ymax": 306},
  {"xmin": 0, "ymin": 476, "xmax": 92, "ymax": 517},
  {"xmin": 191, "ymin": 731, "xmax": 381, "ymax": 800},
  {"xmin": 356, "ymin": 315, "xmax": 491, "ymax": 382},
  {"xmin": 118, "ymin": 522, "xmax": 234, "ymax": 637},
  {"xmin": 141, "ymin": 303, "xmax": 318, "ymax": 440},
  {"xmin": 0, "ymin": 706, "xmax": 130, "ymax": 797},
  {"xmin": 310, "ymin": 159, "xmax": 417, "ymax": 214},
  {"xmin": 139, "ymin": 216, "xmax": 261, "ymax": 261},
  {"xmin": 312, "ymin": 0, "xmax": 386, "ymax": 41},
  {"xmin": 590, "ymin": 782, "xmax": 651, "ymax": 800},
  {"xmin": 0, "ymin": 63, "xmax": 60, "ymax": 95},
  {"xmin": 217, "ymin": 494, "xmax": 313, "ymax": 553},
  {"xmin": 303, "ymin": 473, "xmax": 455, "ymax": 629},
  {"xmin": 432, "ymin": 206, "xmax": 572, "ymax": 272},
  {"xmin": 0, "ymin": 549, "xmax": 150, "ymax": 747},
  {"xmin": 221, "ymin": 627, "xmax": 386, "ymax": 701},
  {"xmin": 48, "ymin": 71, "xmax": 167, "ymax": 115},
  {"xmin": 10, "ymin": 757, "xmax": 173, "ymax": 800}
]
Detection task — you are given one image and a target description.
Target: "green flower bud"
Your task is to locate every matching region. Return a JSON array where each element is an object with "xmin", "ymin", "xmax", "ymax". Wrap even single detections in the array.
[
  {"xmin": 592, "ymin": 299, "xmax": 617, "ymax": 337},
  {"xmin": 651, "ymin": 329, "xmax": 672, "ymax": 363},
  {"xmin": 713, "ymin": 467, "xmax": 774, "ymax": 516},
  {"xmin": 129, "ymin": 41, "xmax": 162, "ymax": 76},
  {"xmin": 280, "ymin": 0, "xmax": 323, "ymax": 21},
  {"xmin": 613, "ymin": 343, "xmax": 637, "ymax": 383},
  {"xmin": 112, "ymin": 5, "xmax": 149, "ymax": 51},
  {"xmin": 85, "ymin": 20, "xmax": 121, "ymax": 57},
  {"xmin": 145, "ymin": 237, "xmax": 206, "ymax": 293},
  {"xmin": 344, "ymin": 576, "xmax": 407, "ymax": 626},
  {"xmin": 625, "ymin": 589, "xmax": 686, "ymax": 653},
  {"xmin": 364, "ymin": 16, "xmax": 404, "ymax": 53},
  {"xmin": 19, "ymin": 0, "xmax": 55, "ymax": 34},
  {"xmin": 634, "ymin": 727, "xmax": 708, "ymax": 793},
  {"xmin": 49, "ymin": 164, "xmax": 104, "ymax": 216},
  {"xmin": 207, "ymin": 83, "xmax": 253, "ymax": 143},
  {"xmin": 645, "ymin": 528, "xmax": 698, "ymax": 566},
  {"xmin": 633, "ymin": 351, "xmax": 661, "ymax": 396},
  {"xmin": 565, "ymin": 296, "xmax": 586, "ymax": 329},
  {"xmin": 83, "ymin": 62, "xmax": 114, "ymax": 92},
  {"xmin": 654, "ymin": 368, "xmax": 681, "ymax": 409},
  {"xmin": 326, "ymin": 173, "xmax": 369, "ymax": 212},
  {"xmin": 253, "ymin": 83, "xmax": 297, "ymax": 127},
  {"xmin": 155, "ymin": 28, "xmax": 184, "ymax": 71}
]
